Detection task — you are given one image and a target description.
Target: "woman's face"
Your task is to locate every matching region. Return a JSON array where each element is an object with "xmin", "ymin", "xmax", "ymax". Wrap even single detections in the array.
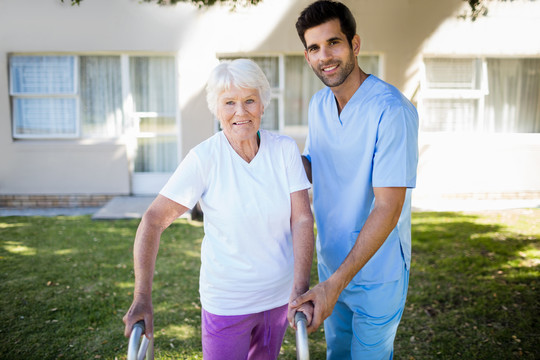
[{"xmin": 217, "ymin": 86, "xmax": 263, "ymax": 142}]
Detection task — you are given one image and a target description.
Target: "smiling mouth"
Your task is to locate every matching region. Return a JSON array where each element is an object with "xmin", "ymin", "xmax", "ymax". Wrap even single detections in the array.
[
  {"xmin": 233, "ymin": 120, "xmax": 251, "ymax": 125},
  {"xmin": 322, "ymin": 64, "xmax": 338, "ymax": 72}
]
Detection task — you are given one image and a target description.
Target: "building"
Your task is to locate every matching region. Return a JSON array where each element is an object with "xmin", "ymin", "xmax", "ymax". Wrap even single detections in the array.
[{"xmin": 1, "ymin": 0, "xmax": 539, "ymax": 209}]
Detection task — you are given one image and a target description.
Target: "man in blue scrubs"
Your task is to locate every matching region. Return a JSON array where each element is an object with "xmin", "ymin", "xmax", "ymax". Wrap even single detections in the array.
[{"xmin": 289, "ymin": 1, "xmax": 419, "ymax": 358}]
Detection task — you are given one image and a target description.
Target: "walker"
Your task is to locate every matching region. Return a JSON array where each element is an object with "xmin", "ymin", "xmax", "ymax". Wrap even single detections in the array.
[
  {"xmin": 294, "ymin": 311, "xmax": 310, "ymax": 360},
  {"xmin": 127, "ymin": 313, "xmax": 310, "ymax": 359},
  {"xmin": 127, "ymin": 321, "xmax": 153, "ymax": 360}
]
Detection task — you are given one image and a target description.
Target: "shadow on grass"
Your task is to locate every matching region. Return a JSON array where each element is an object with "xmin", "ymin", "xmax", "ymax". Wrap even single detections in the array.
[
  {"xmin": 0, "ymin": 216, "xmax": 205, "ymax": 359},
  {"xmin": 395, "ymin": 211, "xmax": 539, "ymax": 360},
  {"xmin": 1, "ymin": 210, "xmax": 538, "ymax": 359}
]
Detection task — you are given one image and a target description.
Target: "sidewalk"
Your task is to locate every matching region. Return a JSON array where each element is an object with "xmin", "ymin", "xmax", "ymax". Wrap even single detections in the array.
[
  {"xmin": 91, "ymin": 196, "xmax": 154, "ymax": 220},
  {"xmin": 0, "ymin": 196, "xmax": 154, "ymax": 219},
  {"xmin": 0, "ymin": 195, "xmax": 539, "ymax": 218},
  {"xmin": 0, "ymin": 207, "xmax": 101, "ymax": 217}
]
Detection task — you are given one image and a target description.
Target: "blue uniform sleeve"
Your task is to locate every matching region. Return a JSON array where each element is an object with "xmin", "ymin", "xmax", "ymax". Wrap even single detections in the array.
[{"xmin": 372, "ymin": 101, "xmax": 418, "ymax": 188}]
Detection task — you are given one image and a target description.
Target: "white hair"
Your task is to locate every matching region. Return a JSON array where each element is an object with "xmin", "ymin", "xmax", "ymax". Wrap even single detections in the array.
[{"xmin": 206, "ymin": 59, "xmax": 271, "ymax": 117}]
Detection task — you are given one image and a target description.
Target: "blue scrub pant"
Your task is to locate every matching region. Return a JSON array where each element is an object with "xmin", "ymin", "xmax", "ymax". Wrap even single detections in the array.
[{"xmin": 318, "ymin": 262, "xmax": 409, "ymax": 360}]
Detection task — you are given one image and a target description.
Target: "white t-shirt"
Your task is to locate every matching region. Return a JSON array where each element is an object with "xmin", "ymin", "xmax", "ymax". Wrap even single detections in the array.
[{"xmin": 160, "ymin": 129, "xmax": 311, "ymax": 315}]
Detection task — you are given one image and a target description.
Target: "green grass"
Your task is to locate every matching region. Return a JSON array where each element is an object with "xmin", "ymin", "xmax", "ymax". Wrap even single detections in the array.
[
  {"xmin": 396, "ymin": 209, "xmax": 539, "ymax": 359},
  {"xmin": 0, "ymin": 209, "xmax": 538, "ymax": 359}
]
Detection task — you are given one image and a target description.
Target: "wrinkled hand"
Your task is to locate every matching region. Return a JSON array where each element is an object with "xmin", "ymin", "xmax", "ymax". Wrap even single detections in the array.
[
  {"xmin": 287, "ymin": 300, "xmax": 314, "ymax": 331},
  {"xmin": 123, "ymin": 297, "xmax": 154, "ymax": 339},
  {"xmin": 289, "ymin": 280, "xmax": 340, "ymax": 333}
]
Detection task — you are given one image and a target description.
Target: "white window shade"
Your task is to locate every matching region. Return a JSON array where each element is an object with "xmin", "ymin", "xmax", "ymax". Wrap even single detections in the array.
[
  {"xmin": 424, "ymin": 58, "xmax": 481, "ymax": 90},
  {"xmin": 80, "ymin": 56, "xmax": 123, "ymax": 137},
  {"xmin": 10, "ymin": 56, "xmax": 76, "ymax": 95},
  {"xmin": 484, "ymin": 58, "xmax": 540, "ymax": 133},
  {"xmin": 422, "ymin": 98, "xmax": 479, "ymax": 132},
  {"xmin": 9, "ymin": 54, "xmax": 179, "ymax": 140},
  {"xmin": 13, "ymin": 98, "xmax": 78, "ymax": 136},
  {"xmin": 130, "ymin": 56, "xmax": 176, "ymax": 114},
  {"xmin": 134, "ymin": 135, "xmax": 178, "ymax": 173},
  {"xmin": 421, "ymin": 57, "xmax": 540, "ymax": 133},
  {"xmin": 130, "ymin": 56, "xmax": 178, "ymax": 173},
  {"xmin": 10, "ymin": 56, "xmax": 78, "ymax": 138},
  {"xmin": 284, "ymin": 56, "xmax": 323, "ymax": 127}
]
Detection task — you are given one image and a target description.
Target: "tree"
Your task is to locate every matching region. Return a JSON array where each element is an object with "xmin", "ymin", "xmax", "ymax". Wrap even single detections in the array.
[
  {"xmin": 462, "ymin": 0, "xmax": 535, "ymax": 21},
  {"xmin": 62, "ymin": 0, "xmax": 262, "ymax": 7},
  {"xmin": 463, "ymin": 0, "xmax": 489, "ymax": 21}
]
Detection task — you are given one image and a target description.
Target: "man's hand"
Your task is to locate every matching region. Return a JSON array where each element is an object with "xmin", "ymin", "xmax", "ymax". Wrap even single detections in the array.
[{"xmin": 290, "ymin": 279, "xmax": 340, "ymax": 333}]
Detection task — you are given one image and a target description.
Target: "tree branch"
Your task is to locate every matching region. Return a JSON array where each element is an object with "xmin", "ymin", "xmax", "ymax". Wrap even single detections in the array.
[{"xmin": 61, "ymin": 0, "xmax": 262, "ymax": 7}]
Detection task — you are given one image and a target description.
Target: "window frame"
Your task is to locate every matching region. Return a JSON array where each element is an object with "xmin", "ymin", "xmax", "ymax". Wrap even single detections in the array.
[
  {"xmin": 419, "ymin": 56, "xmax": 489, "ymax": 133},
  {"xmin": 8, "ymin": 52, "xmax": 178, "ymax": 141},
  {"xmin": 10, "ymin": 55, "xmax": 81, "ymax": 139}
]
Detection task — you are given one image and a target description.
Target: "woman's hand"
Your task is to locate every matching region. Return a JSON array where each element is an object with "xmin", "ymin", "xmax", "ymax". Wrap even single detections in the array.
[
  {"xmin": 287, "ymin": 299, "xmax": 314, "ymax": 331},
  {"xmin": 123, "ymin": 296, "xmax": 154, "ymax": 339}
]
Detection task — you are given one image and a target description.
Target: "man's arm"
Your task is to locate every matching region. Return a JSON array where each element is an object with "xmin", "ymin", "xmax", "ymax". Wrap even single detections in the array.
[
  {"xmin": 302, "ymin": 155, "xmax": 312, "ymax": 183},
  {"xmin": 287, "ymin": 189, "xmax": 315, "ymax": 327},
  {"xmin": 290, "ymin": 187, "xmax": 406, "ymax": 333}
]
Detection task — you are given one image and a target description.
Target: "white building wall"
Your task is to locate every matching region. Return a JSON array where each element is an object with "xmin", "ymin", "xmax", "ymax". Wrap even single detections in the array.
[
  {"xmin": 0, "ymin": 0, "xmax": 539, "ymax": 202},
  {"xmin": 416, "ymin": 1, "xmax": 540, "ymax": 200},
  {"xmin": 0, "ymin": 0, "xmax": 195, "ymax": 196}
]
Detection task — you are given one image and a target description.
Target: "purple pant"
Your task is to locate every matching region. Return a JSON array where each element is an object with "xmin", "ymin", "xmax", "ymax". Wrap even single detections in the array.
[{"xmin": 201, "ymin": 304, "xmax": 289, "ymax": 360}]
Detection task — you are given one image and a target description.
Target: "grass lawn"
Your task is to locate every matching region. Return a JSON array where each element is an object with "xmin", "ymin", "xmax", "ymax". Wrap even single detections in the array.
[{"xmin": 0, "ymin": 208, "xmax": 538, "ymax": 359}]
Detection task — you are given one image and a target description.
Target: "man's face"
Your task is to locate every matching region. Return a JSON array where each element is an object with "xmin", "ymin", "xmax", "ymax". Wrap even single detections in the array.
[{"xmin": 303, "ymin": 19, "xmax": 359, "ymax": 88}]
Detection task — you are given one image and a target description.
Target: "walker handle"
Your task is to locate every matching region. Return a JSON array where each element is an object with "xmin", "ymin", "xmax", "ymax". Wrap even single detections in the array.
[
  {"xmin": 127, "ymin": 320, "xmax": 154, "ymax": 360},
  {"xmin": 295, "ymin": 312, "xmax": 310, "ymax": 360}
]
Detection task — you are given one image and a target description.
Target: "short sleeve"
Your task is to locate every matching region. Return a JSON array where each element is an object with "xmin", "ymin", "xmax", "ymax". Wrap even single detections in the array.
[
  {"xmin": 285, "ymin": 138, "xmax": 311, "ymax": 193},
  {"xmin": 159, "ymin": 149, "xmax": 205, "ymax": 209},
  {"xmin": 372, "ymin": 103, "xmax": 418, "ymax": 188}
]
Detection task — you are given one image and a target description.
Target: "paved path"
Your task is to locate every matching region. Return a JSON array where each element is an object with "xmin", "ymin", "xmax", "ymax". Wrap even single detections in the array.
[
  {"xmin": 0, "ymin": 196, "xmax": 538, "ymax": 218},
  {"xmin": 92, "ymin": 196, "xmax": 155, "ymax": 220}
]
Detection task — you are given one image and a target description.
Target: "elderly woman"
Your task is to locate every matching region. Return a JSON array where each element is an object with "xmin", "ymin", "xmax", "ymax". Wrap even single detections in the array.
[{"xmin": 123, "ymin": 59, "xmax": 314, "ymax": 359}]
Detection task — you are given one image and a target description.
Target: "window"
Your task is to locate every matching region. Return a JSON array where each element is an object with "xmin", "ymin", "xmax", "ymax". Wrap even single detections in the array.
[
  {"xmin": 11, "ymin": 56, "xmax": 79, "ymax": 138},
  {"xmin": 420, "ymin": 57, "xmax": 540, "ymax": 133},
  {"xmin": 130, "ymin": 56, "xmax": 178, "ymax": 173},
  {"xmin": 219, "ymin": 54, "xmax": 381, "ymax": 131},
  {"xmin": 484, "ymin": 58, "xmax": 540, "ymax": 133},
  {"xmin": 9, "ymin": 54, "xmax": 177, "ymax": 141},
  {"xmin": 79, "ymin": 56, "xmax": 123, "ymax": 137}
]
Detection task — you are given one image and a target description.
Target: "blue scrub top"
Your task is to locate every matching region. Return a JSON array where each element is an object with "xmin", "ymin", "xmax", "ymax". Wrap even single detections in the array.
[{"xmin": 304, "ymin": 75, "xmax": 419, "ymax": 285}]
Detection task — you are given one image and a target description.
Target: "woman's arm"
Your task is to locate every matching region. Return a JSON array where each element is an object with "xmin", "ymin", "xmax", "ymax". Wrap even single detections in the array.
[
  {"xmin": 123, "ymin": 195, "xmax": 189, "ymax": 339},
  {"xmin": 287, "ymin": 188, "xmax": 315, "ymax": 327}
]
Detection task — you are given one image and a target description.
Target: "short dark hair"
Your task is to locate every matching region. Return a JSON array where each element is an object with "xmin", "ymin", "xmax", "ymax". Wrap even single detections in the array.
[{"xmin": 296, "ymin": 0, "xmax": 357, "ymax": 49}]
